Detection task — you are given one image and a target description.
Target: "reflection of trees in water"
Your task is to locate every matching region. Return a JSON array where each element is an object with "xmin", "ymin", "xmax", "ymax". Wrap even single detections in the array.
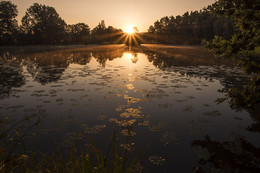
[
  {"xmin": 138, "ymin": 47, "xmax": 260, "ymax": 171},
  {"xmin": 141, "ymin": 47, "xmax": 231, "ymax": 67},
  {"xmin": 91, "ymin": 48, "xmax": 125, "ymax": 67},
  {"xmin": 127, "ymin": 51, "xmax": 138, "ymax": 63},
  {"xmin": 0, "ymin": 52, "xmax": 25, "ymax": 97},
  {"xmin": 68, "ymin": 52, "xmax": 91, "ymax": 65},
  {"xmin": 192, "ymin": 135, "xmax": 260, "ymax": 173},
  {"xmin": 0, "ymin": 46, "xmax": 126, "ymax": 85},
  {"xmin": 246, "ymin": 109, "xmax": 260, "ymax": 133},
  {"xmin": 131, "ymin": 54, "xmax": 138, "ymax": 64},
  {"xmin": 17, "ymin": 50, "xmax": 92, "ymax": 84},
  {"xmin": 24, "ymin": 53, "xmax": 69, "ymax": 85},
  {"xmin": 140, "ymin": 47, "xmax": 250, "ymax": 90},
  {"xmin": 142, "ymin": 48, "xmax": 260, "ymax": 136}
]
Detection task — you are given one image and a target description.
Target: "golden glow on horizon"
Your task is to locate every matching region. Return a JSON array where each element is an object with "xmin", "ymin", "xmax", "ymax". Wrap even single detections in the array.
[
  {"xmin": 125, "ymin": 26, "xmax": 134, "ymax": 34},
  {"xmin": 11, "ymin": 0, "xmax": 216, "ymax": 32}
]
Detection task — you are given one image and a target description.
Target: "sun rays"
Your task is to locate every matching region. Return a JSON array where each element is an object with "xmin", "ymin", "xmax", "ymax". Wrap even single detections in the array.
[
  {"xmin": 87, "ymin": 25, "xmax": 145, "ymax": 46},
  {"xmin": 113, "ymin": 26, "xmax": 144, "ymax": 46},
  {"xmin": 125, "ymin": 26, "xmax": 134, "ymax": 34}
]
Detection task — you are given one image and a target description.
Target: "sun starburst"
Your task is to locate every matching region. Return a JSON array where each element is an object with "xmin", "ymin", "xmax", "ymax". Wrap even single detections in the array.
[{"xmin": 125, "ymin": 26, "xmax": 134, "ymax": 34}]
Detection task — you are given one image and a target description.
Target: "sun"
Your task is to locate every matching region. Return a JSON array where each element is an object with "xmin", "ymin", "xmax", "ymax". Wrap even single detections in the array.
[{"xmin": 125, "ymin": 26, "xmax": 134, "ymax": 34}]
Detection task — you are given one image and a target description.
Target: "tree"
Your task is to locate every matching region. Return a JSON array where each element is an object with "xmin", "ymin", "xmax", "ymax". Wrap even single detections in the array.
[
  {"xmin": 66, "ymin": 23, "xmax": 90, "ymax": 44},
  {"xmin": 21, "ymin": 3, "xmax": 66, "ymax": 44},
  {"xmin": 146, "ymin": 9, "xmax": 234, "ymax": 45},
  {"xmin": 204, "ymin": 0, "xmax": 260, "ymax": 111},
  {"xmin": 0, "ymin": 1, "xmax": 18, "ymax": 45},
  {"xmin": 90, "ymin": 21, "xmax": 124, "ymax": 43},
  {"xmin": 91, "ymin": 20, "xmax": 106, "ymax": 35},
  {"xmin": 148, "ymin": 25, "xmax": 155, "ymax": 33}
]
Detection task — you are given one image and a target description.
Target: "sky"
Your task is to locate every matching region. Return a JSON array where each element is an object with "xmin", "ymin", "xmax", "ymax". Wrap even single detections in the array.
[{"xmin": 10, "ymin": 0, "xmax": 215, "ymax": 32}]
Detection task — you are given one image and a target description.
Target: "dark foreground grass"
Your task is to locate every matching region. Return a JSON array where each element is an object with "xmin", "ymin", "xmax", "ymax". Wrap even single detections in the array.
[{"xmin": 0, "ymin": 117, "xmax": 146, "ymax": 173}]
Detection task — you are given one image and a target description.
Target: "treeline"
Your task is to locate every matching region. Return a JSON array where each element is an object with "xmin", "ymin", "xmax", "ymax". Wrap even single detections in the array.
[
  {"xmin": 143, "ymin": 8, "xmax": 235, "ymax": 44},
  {"xmin": 0, "ymin": 1, "xmax": 236, "ymax": 46},
  {"xmin": 0, "ymin": 1, "xmax": 124, "ymax": 45}
]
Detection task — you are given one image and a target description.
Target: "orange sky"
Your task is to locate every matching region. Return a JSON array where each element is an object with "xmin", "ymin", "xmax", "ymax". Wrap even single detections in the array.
[{"xmin": 10, "ymin": 0, "xmax": 215, "ymax": 32}]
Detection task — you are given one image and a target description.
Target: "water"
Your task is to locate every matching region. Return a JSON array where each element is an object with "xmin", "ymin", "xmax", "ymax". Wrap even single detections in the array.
[{"xmin": 0, "ymin": 45, "xmax": 259, "ymax": 172}]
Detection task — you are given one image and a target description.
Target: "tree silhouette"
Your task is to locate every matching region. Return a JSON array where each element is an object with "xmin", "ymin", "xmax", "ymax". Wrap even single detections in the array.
[
  {"xmin": 146, "ymin": 8, "xmax": 234, "ymax": 44},
  {"xmin": 192, "ymin": 135, "xmax": 260, "ymax": 173},
  {"xmin": 21, "ymin": 3, "xmax": 66, "ymax": 44},
  {"xmin": 66, "ymin": 23, "xmax": 90, "ymax": 44},
  {"xmin": 204, "ymin": 0, "xmax": 260, "ymax": 111},
  {"xmin": 90, "ymin": 20, "xmax": 123, "ymax": 43},
  {"xmin": 91, "ymin": 20, "xmax": 107, "ymax": 35},
  {"xmin": 0, "ymin": 1, "xmax": 18, "ymax": 45}
]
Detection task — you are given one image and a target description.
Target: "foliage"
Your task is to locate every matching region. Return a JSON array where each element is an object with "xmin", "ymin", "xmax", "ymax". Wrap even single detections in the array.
[
  {"xmin": 66, "ymin": 23, "xmax": 90, "ymax": 44},
  {"xmin": 21, "ymin": 3, "xmax": 66, "ymax": 44},
  {"xmin": 192, "ymin": 135, "xmax": 260, "ymax": 173},
  {"xmin": 91, "ymin": 20, "xmax": 107, "ymax": 36},
  {"xmin": 217, "ymin": 79, "xmax": 260, "ymax": 111},
  {"xmin": 1, "ymin": 1, "xmax": 236, "ymax": 46},
  {"xmin": 0, "ymin": 1, "xmax": 18, "ymax": 45},
  {"xmin": 0, "ymin": 1, "xmax": 125, "ymax": 46},
  {"xmin": 91, "ymin": 20, "xmax": 124, "ymax": 44},
  {"xmin": 0, "ymin": 117, "xmax": 145, "ymax": 172},
  {"xmin": 146, "ymin": 9, "xmax": 234, "ymax": 44},
  {"xmin": 203, "ymin": 0, "xmax": 260, "ymax": 111}
]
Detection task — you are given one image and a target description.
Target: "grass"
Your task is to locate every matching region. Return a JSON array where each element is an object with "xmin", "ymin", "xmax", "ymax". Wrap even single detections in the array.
[
  {"xmin": 0, "ymin": 117, "xmax": 146, "ymax": 173},
  {"xmin": 254, "ymin": 46, "xmax": 260, "ymax": 56}
]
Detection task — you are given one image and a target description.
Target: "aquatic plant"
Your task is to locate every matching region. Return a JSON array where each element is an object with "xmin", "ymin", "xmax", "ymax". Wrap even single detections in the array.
[{"xmin": 0, "ymin": 117, "xmax": 146, "ymax": 173}]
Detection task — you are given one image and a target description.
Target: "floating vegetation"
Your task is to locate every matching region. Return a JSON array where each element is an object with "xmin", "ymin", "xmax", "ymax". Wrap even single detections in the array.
[
  {"xmin": 120, "ymin": 108, "xmax": 143, "ymax": 118},
  {"xmin": 123, "ymin": 94, "xmax": 147, "ymax": 104},
  {"xmin": 158, "ymin": 103, "xmax": 170, "ymax": 108},
  {"xmin": 183, "ymin": 105, "xmax": 193, "ymax": 112},
  {"xmin": 125, "ymin": 84, "xmax": 135, "ymax": 90},
  {"xmin": 138, "ymin": 120, "xmax": 150, "ymax": 126},
  {"xmin": 115, "ymin": 105, "xmax": 127, "ymax": 112},
  {"xmin": 160, "ymin": 131, "xmax": 179, "ymax": 145},
  {"xmin": 120, "ymin": 143, "xmax": 135, "ymax": 151},
  {"xmin": 149, "ymin": 156, "xmax": 167, "ymax": 166},
  {"xmin": 203, "ymin": 104, "xmax": 210, "ymax": 107},
  {"xmin": 97, "ymin": 115, "xmax": 107, "ymax": 121},
  {"xmin": 203, "ymin": 110, "xmax": 222, "ymax": 116},
  {"xmin": 175, "ymin": 99, "xmax": 187, "ymax": 103},
  {"xmin": 82, "ymin": 124, "xmax": 106, "ymax": 134},
  {"xmin": 56, "ymin": 98, "xmax": 63, "ymax": 102},
  {"xmin": 117, "ymin": 119, "xmax": 136, "ymax": 127},
  {"xmin": 148, "ymin": 122, "xmax": 170, "ymax": 132},
  {"xmin": 121, "ymin": 129, "xmax": 136, "ymax": 136},
  {"xmin": 109, "ymin": 118, "xmax": 136, "ymax": 127}
]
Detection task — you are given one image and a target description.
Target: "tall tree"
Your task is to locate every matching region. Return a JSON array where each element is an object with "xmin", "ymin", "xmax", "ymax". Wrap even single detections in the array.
[
  {"xmin": 21, "ymin": 3, "xmax": 66, "ymax": 44},
  {"xmin": 91, "ymin": 20, "xmax": 106, "ymax": 35},
  {"xmin": 0, "ymin": 1, "xmax": 18, "ymax": 45},
  {"xmin": 90, "ymin": 20, "xmax": 123, "ymax": 43},
  {"xmin": 204, "ymin": 0, "xmax": 260, "ymax": 110}
]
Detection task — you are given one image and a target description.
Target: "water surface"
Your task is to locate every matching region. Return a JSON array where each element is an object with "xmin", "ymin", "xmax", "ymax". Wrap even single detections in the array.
[{"xmin": 0, "ymin": 45, "xmax": 258, "ymax": 172}]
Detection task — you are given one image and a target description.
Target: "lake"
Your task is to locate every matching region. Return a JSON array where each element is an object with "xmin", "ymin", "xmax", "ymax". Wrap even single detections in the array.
[{"xmin": 0, "ymin": 44, "xmax": 259, "ymax": 172}]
